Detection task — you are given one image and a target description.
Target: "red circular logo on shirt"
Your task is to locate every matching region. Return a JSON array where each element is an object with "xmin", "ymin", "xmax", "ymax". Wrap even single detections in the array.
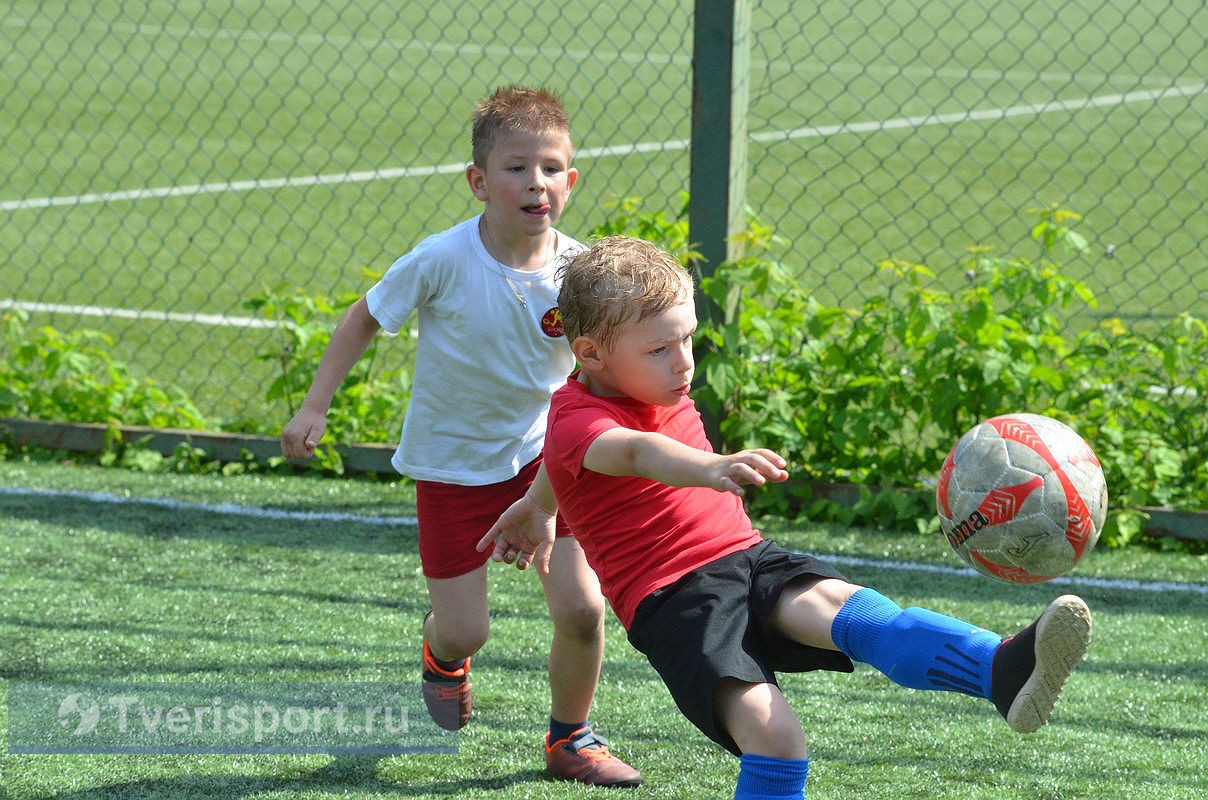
[{"xmin": 541, "ymin": 307, "xmax": 564, "ymax": 338}]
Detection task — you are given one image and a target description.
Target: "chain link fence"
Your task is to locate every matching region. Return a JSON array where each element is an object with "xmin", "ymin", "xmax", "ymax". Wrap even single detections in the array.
[{"xmin": 2, "ymin": 1, "xmax": 1204, "ymax": 430}]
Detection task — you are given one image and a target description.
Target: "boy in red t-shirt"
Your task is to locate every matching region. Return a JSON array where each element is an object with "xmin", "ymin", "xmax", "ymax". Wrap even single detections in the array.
[{"xmin": 481, "ymin": 236, "xmax": 1092, "ymax": 800}]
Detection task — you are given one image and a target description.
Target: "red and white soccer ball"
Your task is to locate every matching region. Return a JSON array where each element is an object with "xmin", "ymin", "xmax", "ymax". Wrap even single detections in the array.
[{"xmin": 936, "ymin": 413, "xmax": 1108, "ymax": 584}]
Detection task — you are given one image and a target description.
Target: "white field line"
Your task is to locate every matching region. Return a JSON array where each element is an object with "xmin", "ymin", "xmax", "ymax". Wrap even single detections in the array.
[
  {"xmin": 757, "ymin": 57, "xmax": 1184, "ymax": 91},
  {"xmin": 0, "ymin": 300, "xmax": 282, "ymax": 329},
  {"xmin": 819, "ymin": 553, "xmax": 1208, "ymax": 596},
  {"xmin": 3, "ymin": 486, "xmax": 1205, "ymax": 596},
  {"xmin": 0, "ymin": 486, "xmax": 416, "ymax": 527},
  {"xmin": 749, "ymin": 83, "xmax": 1207, "ymax": 145}
]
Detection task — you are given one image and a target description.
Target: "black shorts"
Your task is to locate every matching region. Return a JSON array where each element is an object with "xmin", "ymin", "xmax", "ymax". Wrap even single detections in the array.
[{"xmin": 626, "ymin": 540, "xmax": 854, "ymax": 756}]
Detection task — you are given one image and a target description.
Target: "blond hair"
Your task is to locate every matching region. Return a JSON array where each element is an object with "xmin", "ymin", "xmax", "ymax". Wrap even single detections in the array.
[
  {"xmin": 558, "ymin": 236, "xmax": 695, "ymax": 351},
  {"xmin": 471, "ymin": 86, "xmax": 571, "ymax": 168}
]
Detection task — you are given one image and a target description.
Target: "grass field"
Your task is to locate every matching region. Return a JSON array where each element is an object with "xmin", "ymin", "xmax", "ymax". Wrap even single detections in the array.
[
  {"xmin": 2, "ymin": 1, "xmax": 1205, "ymax": 425},
  {"xmin": 2, "ymin": 457, "xmax": 1205, "ymax": 798}
]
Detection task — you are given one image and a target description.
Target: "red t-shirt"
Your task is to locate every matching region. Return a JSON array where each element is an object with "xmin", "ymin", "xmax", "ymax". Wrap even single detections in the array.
[{"xmin": 545, "ymin": 375, "xmax": 763, "ymax": 628}]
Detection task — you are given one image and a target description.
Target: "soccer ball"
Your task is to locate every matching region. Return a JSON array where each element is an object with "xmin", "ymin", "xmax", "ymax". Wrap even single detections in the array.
[{"xmin": 935, "ymin": 413, "xmax": 1108, "ymax": 583}]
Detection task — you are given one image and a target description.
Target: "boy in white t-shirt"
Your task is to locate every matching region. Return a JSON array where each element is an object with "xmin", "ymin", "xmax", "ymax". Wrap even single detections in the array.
[{"xmin": 281, "ymin": 86, "xmax": 640, "ymax": 788}]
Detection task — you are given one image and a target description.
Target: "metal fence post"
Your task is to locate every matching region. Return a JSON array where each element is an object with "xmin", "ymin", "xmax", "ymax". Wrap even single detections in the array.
[
  {"xmin": 689, "ymin": 0, "xmax": 752, "ymax": 287},
  {"xmin": 689, "ymin": 0, "xmax": 752, "ymax": 446}
]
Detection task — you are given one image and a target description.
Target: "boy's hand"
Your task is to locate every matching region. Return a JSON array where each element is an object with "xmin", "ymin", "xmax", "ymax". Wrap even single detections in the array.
[
  {"xmin": 476, "ymin": 493, "xmax": 557, "ymax": 575},
  {"xmin": 281, "ymin": 409, "xmax": 327, "ymax": 459},
  {"xmin": 711, "ymin": 448, "xmax": 790, "ymax": 496}
]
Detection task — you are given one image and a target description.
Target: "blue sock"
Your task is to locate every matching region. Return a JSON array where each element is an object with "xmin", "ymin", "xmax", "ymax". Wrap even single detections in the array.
[
  {"xmin": 734, "ymin": 753, "xmax": 809, "ymax": 800},
  {"xmin": 548, "ymin": 716, "xmax": 588, "ymax": 744},
  {"xmin": 830, "ymin": 588, "xmax": 1001, "ymax": 699}
]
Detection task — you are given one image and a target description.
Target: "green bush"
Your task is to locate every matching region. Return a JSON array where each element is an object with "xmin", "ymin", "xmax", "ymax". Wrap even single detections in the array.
[
  {"xmin": 0, "ymin": 309, "xmax": 208, "ymax": 431},
  {"xmin": 1068, "ymin": 313, "xmax": 1207, "ymax": 543}
]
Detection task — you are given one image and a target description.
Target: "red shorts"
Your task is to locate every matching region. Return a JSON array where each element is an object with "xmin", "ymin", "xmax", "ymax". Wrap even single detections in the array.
[{"xmin": 415, "ymin": 457, "xmax": 571, "ymax": 579}]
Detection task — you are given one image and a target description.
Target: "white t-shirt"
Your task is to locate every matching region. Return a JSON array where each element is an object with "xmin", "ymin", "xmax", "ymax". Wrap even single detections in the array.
[{"xmin": 365, "ymin": 215, "xmax": 581, "ymax": 485}]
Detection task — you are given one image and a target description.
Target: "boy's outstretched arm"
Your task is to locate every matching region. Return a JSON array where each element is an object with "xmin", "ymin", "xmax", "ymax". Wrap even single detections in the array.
[
  {"xmin": 476, "ymin": 464, "xmax": 558, "ymax": 574},
  {"xmin": 584, "ymin": 428, "xmax": 789, "ymax": 495},
  {"xmin": 281, "ymin": 296, "xmax": 381, "ymax": 459}
]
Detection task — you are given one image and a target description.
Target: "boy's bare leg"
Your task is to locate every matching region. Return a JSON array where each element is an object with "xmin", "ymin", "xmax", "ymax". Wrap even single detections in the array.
[
  {"xmin": 716, "ymin": 680, "xmax": 813, "ymax": 798},
  {"xmin": 540, "ymin": 537, "xmax": 605, "ymax": 723},
  {"xmin": 421, "ymin": 565, "xmax": 489, "ymax": 731},
  {"xmin": 539, "ymin": 537, "xmax": 642, "ymax": 787},
  {"xmin": 767, "ymin": 576, "xmax": 860, "ymax": 649},
  {"xmin": 424, "ymin": 564, "xmax": 491, "ymax": 660},
  {"xmin": 715, "ymin": 678, "xmax": 808, "ymax": 758}
]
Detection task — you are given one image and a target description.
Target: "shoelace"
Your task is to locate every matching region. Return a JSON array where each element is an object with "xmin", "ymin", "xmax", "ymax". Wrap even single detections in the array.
[{"xmin": 427, "ymin": 682, "xmax": 467, "ymax": 700}]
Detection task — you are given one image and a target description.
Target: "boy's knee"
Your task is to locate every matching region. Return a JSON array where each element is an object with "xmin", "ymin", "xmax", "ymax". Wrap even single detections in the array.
[
  {"xmin": 432, "ymin": 616, "xmax": 489, "ymax": 658},
  {"xmin": 550, "ymin": 595, "xmax": 605, "ymax": 640}
]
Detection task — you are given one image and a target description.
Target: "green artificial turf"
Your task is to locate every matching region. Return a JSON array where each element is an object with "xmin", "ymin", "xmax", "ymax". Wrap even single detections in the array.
[{"xmin": 1, "ymin": 459, "xmax": 1205, "ymax": 798}]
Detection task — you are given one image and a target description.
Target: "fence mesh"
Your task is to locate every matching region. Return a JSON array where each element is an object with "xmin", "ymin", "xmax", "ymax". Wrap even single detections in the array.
[{"xmin": 2, "ymin": 1, "xmax": 1204, "ymax": 430}]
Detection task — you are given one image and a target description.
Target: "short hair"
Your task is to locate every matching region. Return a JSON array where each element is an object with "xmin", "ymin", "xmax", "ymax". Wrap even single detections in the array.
[
  {"xmin": 558, "ymin": 236, "xmax": 695, "ymax": 351},
  {"xmin": 471, "ymin": 85, "xmax": 572, "ymax": 168}
]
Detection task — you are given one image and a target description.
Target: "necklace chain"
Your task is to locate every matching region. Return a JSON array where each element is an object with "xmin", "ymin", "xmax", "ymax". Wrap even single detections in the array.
[
  {"xmin": 502, "ymin": 272, "xmax": 528, "ymax": 309},
  {"xmin": 480, "ymin": 218, "xmax": 555, "ymax": 310}
]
